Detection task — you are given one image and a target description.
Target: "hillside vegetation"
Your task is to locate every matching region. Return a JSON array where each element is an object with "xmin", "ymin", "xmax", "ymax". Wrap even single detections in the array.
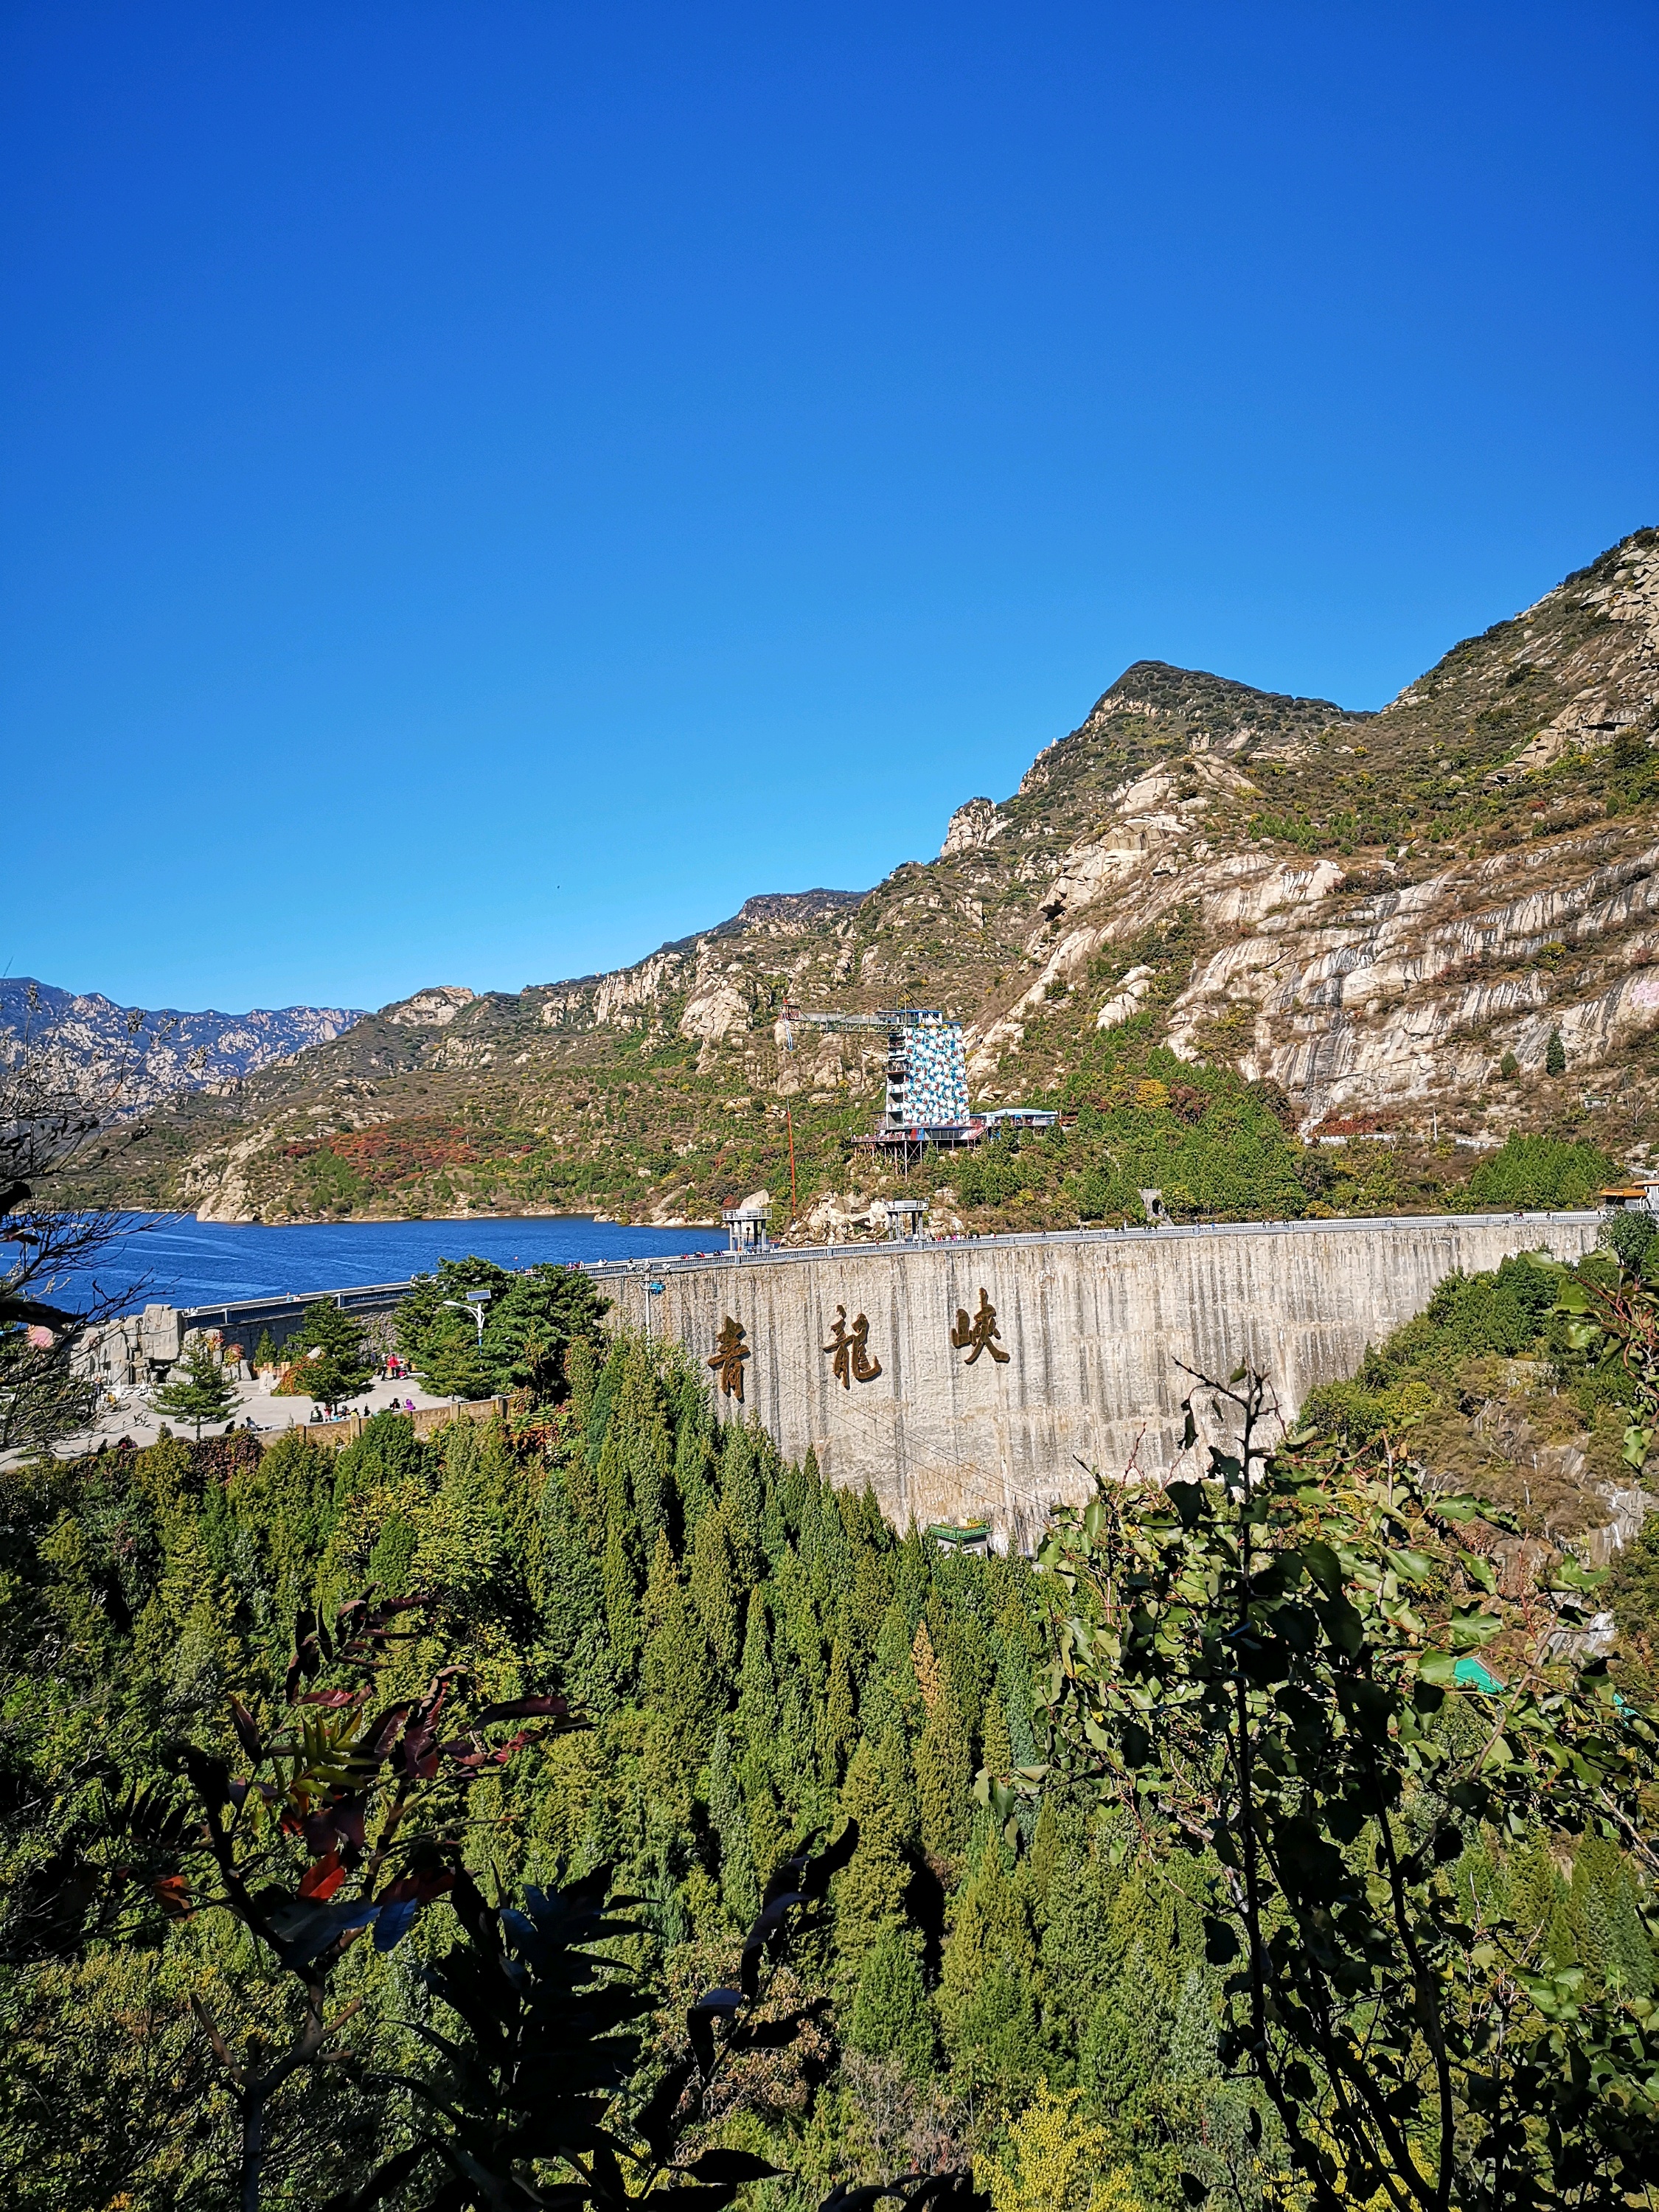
[
  {"xmin": 81, "ymin": 529, "xmax": 1659, "ymax": 1234},
  {"xmin": 7, "ymin": 1237, "xmax": 1659, "ymax": 2206}
]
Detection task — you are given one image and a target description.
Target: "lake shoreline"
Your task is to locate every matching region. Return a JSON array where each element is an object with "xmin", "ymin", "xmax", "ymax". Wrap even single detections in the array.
[{"xmin": 114, "ymin": 1207, "xmax": 725, "ymax": 1231}]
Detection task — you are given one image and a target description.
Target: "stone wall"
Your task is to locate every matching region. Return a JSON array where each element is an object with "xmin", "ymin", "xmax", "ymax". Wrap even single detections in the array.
[{"xmin": 604, "ymin": 1215, "xmax": 1602, "ymax": 1548}]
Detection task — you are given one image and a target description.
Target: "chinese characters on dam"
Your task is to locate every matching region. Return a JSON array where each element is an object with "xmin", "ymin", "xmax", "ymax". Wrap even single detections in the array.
[
  {"xmin": 950, "ymin": 1289, "xmax": 1008, "ymax": 1366},
  {"xmin": 708, "ymin": 1290, "xmax": 1013, "ymax": 1400},
  {"xmin": 824, "ymin": 1305, "xmax": 883, "ymax": 1388},
  {"xmin": 707, "ymin": 1315, "xmax": 750, "ymax": 1400}
]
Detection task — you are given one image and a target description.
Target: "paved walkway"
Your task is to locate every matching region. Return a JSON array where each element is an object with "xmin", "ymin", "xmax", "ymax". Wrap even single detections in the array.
[{"xmin": 63, "ymin": 1371, "xmax": 454, "ymax": 1453}]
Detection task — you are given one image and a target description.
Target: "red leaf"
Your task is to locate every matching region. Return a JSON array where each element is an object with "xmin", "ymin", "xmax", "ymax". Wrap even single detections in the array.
[
  {"xmin": 229, "ymin": 1698, "xmax": 264, "ymax": 1761},
  {"xmin": 299, "ymin": 1852, "xmax": 347, "ymax": 1901},
  {"xmin": 152, "ymin": 1874, "xmax": 192, "ymax": 1919}
]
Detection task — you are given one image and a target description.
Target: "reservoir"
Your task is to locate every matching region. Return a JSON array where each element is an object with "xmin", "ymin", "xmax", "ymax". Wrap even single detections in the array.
[{"xmin": 86, "ymin": 1213, "xmax": 718, "ymax": 1312}]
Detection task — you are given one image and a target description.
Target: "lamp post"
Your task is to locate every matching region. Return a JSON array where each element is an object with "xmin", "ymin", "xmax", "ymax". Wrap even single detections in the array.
[{"xmin": 441, "ymin": 1290, "xmax": 492, "ymax": 1406}]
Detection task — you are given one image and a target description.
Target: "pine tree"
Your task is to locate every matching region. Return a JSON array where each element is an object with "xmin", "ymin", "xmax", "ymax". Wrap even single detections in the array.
[
  {"xmin": 721, "ymin": 1422, "xmax": 765, "ymax": 1583},
  {"xmin": 832, "ymin": 1725, "xmax": 919, "ymax": 1968},
  {"xmin": 1546, "ymin": 1029, "xmax": 1568, "ymax": 1076},
  {"xmin": 706, "ymin": 1721, "xmax": 759, "ymax": 1923},
  {"xmin": 818, "ymin": 1635, "xmax": 857, "ymax": 1785},
  {"xmin": 602, "ymin": 1517, "xmax": 641, "ymax": 1681},
  {"xmin": 153, "ymin": 1337, "xmax": 238, "ymax": 1438},
  {"xmin": 687, "ymin": 1499, "xmax": 743, "ymax": 1677},
  {"xmin": 641, "ymin": 1531, "xmax": 719, "ymax": 1767},
  {"xmin": 846, "ymin": 1923, "xmax": 936, "ymax": 2076},
  {"xmin": 938, "ymin": 1843, "xmax": 1043, "ymax": 2098},
  {"xmin": 734, "ymin": 1587, "xmax": 779, "ymax": 1746},
  {"xmin": 916, "ymin": 1682, "xmax": 973, "ymax": 1867}
]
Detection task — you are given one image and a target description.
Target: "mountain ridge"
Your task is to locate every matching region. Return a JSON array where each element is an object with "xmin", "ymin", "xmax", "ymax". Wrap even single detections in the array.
[
  {"xmin": 1, "ymin": 978, "xmax": 368, "ymax": 1115},
  {"xmin": 74, "ymin": 525, "xmax": 1659, "ymax": 1231}
]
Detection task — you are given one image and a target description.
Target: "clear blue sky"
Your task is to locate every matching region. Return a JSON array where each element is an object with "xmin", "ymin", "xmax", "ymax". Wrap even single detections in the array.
[{"xmin": 6, "ymin": 3, "xmax": 1656, "ymax": 1015}]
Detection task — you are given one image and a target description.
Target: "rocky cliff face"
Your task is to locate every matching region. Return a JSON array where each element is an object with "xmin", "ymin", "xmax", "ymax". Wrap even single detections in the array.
[
  {"xmin": 91, "ymin": 528, "xmax": 1659, "ymax": 1224},
  {"xmin": 1, "ymin": 979, "xmax": 367, "ymax": 1114}
]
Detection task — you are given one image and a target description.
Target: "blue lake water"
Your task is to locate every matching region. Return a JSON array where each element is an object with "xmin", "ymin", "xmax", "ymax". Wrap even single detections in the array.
[{"xmin": 79, "ymin": 1214, "xmax": 721, "ymax": 1311}]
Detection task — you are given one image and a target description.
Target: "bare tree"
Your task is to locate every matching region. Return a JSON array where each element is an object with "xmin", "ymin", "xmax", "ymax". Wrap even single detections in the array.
[{"xmin": 0, "ymin": 987, "xmax": 162, "ymax": 1456}]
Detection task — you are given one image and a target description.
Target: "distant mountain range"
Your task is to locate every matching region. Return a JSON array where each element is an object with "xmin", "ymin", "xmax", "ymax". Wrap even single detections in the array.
[
  {"xmin": 0, "ymin": 979, "xmax": 367, "ymax": 1113},
  {"xmin": 49, "ymin": 525, "xmax": 1659, "ymax": 1230}
]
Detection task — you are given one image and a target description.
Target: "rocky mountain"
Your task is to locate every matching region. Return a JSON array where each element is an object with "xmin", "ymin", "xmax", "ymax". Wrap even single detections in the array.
[
  {"xmin": 1, "ymin": 980, "xmax": 367, "ymax": 1114},
  {"xmin": 84, "ymin": 526, "xmax": 1659, "ymax": 1229}
]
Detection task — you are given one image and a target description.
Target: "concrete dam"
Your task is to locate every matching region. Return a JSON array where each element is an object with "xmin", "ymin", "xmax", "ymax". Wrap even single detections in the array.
[{"xmin": 602, "ymin": 1213, "xmax": 1602, "ymax": 1548}]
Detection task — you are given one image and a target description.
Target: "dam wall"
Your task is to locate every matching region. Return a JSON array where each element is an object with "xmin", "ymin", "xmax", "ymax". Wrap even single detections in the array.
[{"xmin": 602, "ymin": 1214, "xmax": 1602, "ymax": 1548}]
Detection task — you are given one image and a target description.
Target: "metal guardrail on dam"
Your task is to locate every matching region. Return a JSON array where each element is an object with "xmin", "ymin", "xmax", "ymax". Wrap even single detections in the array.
[
  {"xmin": 153, "ymin": 1209, "xmax": 1601, "ymax": 1337},
  {"xmin": 573, "ymin": 1209, "xmax": 1602, "ymax": 1277},
  {"xmin": 599, "ymin": 1211, "xmax": 1606, "ymax": 1548},
  {"xmin": 106, "ymin": 1213, "xmax": 1605, "ymax": 1548}
]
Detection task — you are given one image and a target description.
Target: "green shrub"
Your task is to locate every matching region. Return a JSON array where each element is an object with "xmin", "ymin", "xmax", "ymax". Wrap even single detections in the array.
[{"xmin": 1467, "ymin": 1133, "xmax": 1613, "ymax": 1211}]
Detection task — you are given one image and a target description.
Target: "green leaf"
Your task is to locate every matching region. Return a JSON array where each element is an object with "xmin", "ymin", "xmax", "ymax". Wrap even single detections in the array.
[
  {"xmin": 1300, "ymin": 1540, "xmax": 1344, "ymax": 1597},
  {"xmin": 1450, "ymin": 1607, "xmax": 1502, "ymax": 1650},
  {"xmin": 1417, "ymin": 1651, "xmax": 1459, "ymax": 1686},
  {"xmin": 1553, "ymin": 1559, "xmax": 1607, "ymax": 1592}
]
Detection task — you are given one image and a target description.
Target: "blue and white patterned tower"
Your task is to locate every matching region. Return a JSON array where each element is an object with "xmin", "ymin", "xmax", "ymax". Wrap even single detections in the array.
[{"xmin": 883, "ymin": 1012, "xmax": 968, "ymax": 1129}]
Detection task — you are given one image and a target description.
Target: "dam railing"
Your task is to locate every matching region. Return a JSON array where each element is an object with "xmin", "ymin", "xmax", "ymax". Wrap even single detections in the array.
[{"xmin": 147, "ymin": 1208, "xmax": 1600, "ymax": 1342}]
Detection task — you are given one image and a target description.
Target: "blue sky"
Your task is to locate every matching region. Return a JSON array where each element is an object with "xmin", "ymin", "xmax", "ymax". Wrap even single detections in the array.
[{"xmin": 6, "ymin": 2, "xmax": 1656, "ymax": 1014}]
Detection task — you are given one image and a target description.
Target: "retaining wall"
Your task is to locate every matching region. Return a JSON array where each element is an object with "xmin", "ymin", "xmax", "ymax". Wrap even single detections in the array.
[{"xmin": 602, "ymin": 1214, "xmax": 1602, "ymax": 1548}]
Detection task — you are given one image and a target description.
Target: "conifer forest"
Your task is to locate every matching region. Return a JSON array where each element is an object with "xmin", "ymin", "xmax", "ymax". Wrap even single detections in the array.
[{"xmin": 8, "ymin": 1240, "xmax": 1659, "ymax": 2211}]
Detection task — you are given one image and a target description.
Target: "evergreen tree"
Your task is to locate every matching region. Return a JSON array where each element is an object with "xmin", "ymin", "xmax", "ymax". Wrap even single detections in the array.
[
  {"xmin": 915, "ymin": 1681, "xmax": 973, "ymax": 1866},
  {"xmin": 818, "ymin": 1635, "xmax": 858, "ymax": 1785},
  {"xmin": 602, "ymin": 1517, "xmax": 641, "ymax": 1681},
  {"xmin": 939, "ymin": 1843, "xmax": 1043, "ymax": 2098},
  {"xmin": 533, "ymin": 1468, "xmax": 605, "ymax": 1674},
  {"xmin": 735, "ymin": 1587, "xmax": 779, "ymax": 1746},
  {"xmin": 1546, "ymin": 1028, "xmax": 1568, "ymax": 1076},
  {"xmin": 619, "ymin": 1348, "xmax": 675, "ymax": 1554},
  {"xmin": 834, "ymin": 1728, "xmax": 917, "ymax": 1966},
  {"xmin": 911, "ymin": 1617, "xmax": 946, "ymax": 1712},
  {"xmin": 1081, "ymin": 1992, "xmax": 1154, "ymax": 2124},
  {"xmin": 282, "ymin": 1299, "xmax": 375, "ymax": 1406},
  {"xmin": 687, "ymin": 1498, "xmax": 743, "ymax": 1677},
  {"xmin": 1165, "ymin": 1964, "xmax": 1219, "ymax": 2084},
  {"xmin": 846, "ymin": 1923, "xmax": 936, "ymax": 2077},
  {"xmin": 1037, "ymin": 1821, "xmax": 1119, "ymax": 2045},
  {"xmin": 641, "ymin": 1531, "xmax": 719, "ymax": 1767},
  {"xmin": 861, "ymin": 1599, "xmax": 924, "ymax": 1741},
  {"xmin": 980, "ymin": 1695, "xmax": 1012, "ymax": 1782},
  {"xmin": 706, "ymin": 1720, "xmax": 759, "ymax": 1923},
  {"xmin": 669, "ymin": 1363, "xmax": 717, "ymax": 1534},
  {"xmin": 776, "ymin": 1553, "xmax": 827, "ymax": 1703},
  {"xmin": 153, "ymin": 1336, "xmax": 239, "ymax": 1437},
  {"xmin": 739, "ymin": 1745, "xmax": 790, "ymax": 1894},
  {"xmin": 721, "ymin": 1422, "xmax": 765, "ymax": 1582}
]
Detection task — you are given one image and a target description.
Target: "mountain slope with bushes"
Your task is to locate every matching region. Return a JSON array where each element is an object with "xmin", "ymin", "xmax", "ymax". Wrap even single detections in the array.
[{"xmin": 82, "ymin": 528, "xmax": 1659, "ymax": 1232}]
